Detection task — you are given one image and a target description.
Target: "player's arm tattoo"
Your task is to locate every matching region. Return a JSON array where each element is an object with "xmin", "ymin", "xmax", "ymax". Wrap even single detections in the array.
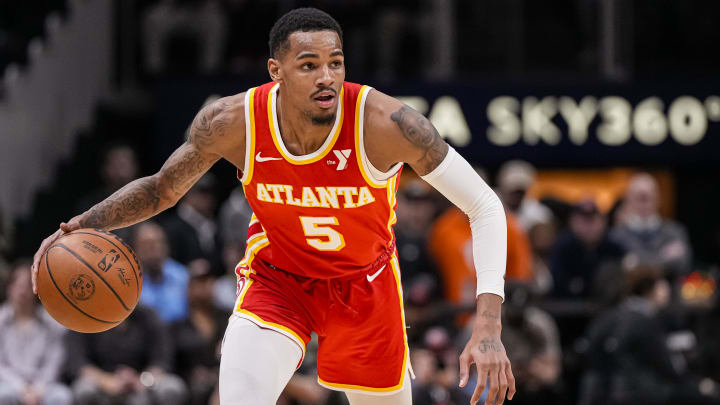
[
  {"xmin": 186, "ymin": 100, "xmax": 231, "ymax": 146},
  {"xmin": 478, "ymin": 337, "xmax": 504, "ymax": 353},
  {"xmin": 80, "ymin": 177, "xmax": 161, "ymax": 229},
  {"xmin": 480, "ymin": 310, "xmax": 501, "ymax": 321},
  {"xmin": 390, "ymin": 106, "xmax": 449, "ymax": 175},
  {"xmin": 80, "ymin": 103, "xmax": 226, "ymax": 230}
]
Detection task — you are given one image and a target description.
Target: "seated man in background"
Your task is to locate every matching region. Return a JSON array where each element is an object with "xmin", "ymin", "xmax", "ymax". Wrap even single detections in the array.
[
  {"xmin": 581, "ymin": 264, "xmax": 720, "ymax": 405},
  {"xmin": 551, "ymin": 199, "xmax": 625, "ymax": 298},
  {"xmin": 612, "ymin": 172, "xmax": 692, "ymax": 279},
  {"xmin": 170, "ymin": 260, "xmax": 227, "ymax": 405},
  {"xmin": 134, "ymin": 222, "xmax": 189, "ymax": 323},
  {"xmin": 66, "ymin": 305, "xmax": 187, "ymax": 405},
  {"xmin": 0, "ymin": 261, "xmax": 72, "ymax": 405}
]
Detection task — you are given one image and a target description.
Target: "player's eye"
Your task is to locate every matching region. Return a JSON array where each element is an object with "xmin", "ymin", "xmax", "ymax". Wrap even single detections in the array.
[
  {"xmin": 331, "ymin": 60, "xmax": 343, "ymax": 68},
  {"xmin": 302, "ymin": 62, "xmax": 315, "ymax": 70}
]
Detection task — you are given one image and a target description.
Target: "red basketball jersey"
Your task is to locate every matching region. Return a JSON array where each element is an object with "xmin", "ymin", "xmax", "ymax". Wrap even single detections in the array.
[{"xmin": 236, "ymin": 82, "xmax": 402, "ymax": 279}]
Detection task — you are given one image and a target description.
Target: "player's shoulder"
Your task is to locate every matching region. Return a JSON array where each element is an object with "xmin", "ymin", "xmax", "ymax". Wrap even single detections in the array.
[
  {"xmin": 362, "ymin": 87, "xmax": 405, "ymax": 133},
  {"xmin": 195, "ymin": 93, "xmax": 247, "ymax": 138},
  {"xmin": 204, "ymin": 92, "xmax": 247, "ymax": 124}
]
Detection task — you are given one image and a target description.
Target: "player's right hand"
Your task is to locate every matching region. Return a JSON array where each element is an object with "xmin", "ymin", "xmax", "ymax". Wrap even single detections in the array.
[{"xmin": 31, "ymin": 219, "xmax": 82, "ymax": 294}]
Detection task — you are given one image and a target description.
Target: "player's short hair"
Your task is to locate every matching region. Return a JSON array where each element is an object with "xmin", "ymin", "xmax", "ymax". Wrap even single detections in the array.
[{"xmin": 268, "ymin": 7, "xmax": 343, "ymax": 58}]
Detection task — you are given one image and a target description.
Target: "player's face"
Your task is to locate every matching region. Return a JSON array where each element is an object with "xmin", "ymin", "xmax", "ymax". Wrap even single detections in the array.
[{"xmin": 269, "ymin": 30, "xmax": 345, "ymax": 126}]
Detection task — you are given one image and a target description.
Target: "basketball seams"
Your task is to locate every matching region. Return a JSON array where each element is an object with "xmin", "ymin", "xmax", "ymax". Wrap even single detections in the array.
[
  {"xmin": 43, "ymin": 247, "xmax": 120, "ymax": 325},
  {"xmin": 55, "ymin": 243, "xmax": 131, "ymax": 311},
  {"xmin": 70, "ymin": 230, "xmax": 141, "ymax": 302}
]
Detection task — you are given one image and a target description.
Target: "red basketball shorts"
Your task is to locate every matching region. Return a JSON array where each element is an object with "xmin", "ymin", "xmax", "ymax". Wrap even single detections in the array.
[{"xmin": 232, "ymin": 253, "xmax": 410, "ymax": 394}]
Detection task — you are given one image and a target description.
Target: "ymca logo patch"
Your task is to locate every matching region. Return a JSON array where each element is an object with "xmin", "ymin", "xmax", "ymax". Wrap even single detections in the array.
[{"xmin": 332, "ymin": 149, "xmax": 351, "ymax": 170}]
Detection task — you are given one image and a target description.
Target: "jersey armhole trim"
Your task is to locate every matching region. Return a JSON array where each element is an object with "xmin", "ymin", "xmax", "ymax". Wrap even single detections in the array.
[
  {"xmin": 355, "ymin": 87, "xmax": 403, "ymax": 188},
  {"xmin": 240, "ymin": 88, "xmax": 257, "ymax": 185}
]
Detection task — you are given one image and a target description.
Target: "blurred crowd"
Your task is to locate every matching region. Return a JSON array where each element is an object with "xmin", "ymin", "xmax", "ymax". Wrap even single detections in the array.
[
  {"xmin": 1, "ymin": 1, "xmax": 720, "ymax": 405},
  {"xmin": 0, "ymin": 143, "xmax": 719, "ymax": 405}
]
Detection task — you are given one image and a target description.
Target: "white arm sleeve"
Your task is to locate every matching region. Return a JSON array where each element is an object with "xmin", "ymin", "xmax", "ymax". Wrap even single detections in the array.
[{"xmin": 421, "ymin": 147, "xmax": 506, "ymax": 301}]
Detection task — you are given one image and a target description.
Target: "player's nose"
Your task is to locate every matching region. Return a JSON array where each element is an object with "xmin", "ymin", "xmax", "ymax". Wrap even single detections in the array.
[{"xmin": 315, "ymin": 65, "xmax": 334, "ymax": 88}]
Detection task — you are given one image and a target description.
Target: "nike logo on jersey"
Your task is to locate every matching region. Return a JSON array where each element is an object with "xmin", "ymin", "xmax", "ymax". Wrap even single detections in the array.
[
  {"xmin": 367, "ymin": 265, "xmax": 386, "ymax": 283},
  {"xmin": 256, "ymin": 152, "xmax": 283, "ymax": 162},
  {"xmin": 332, "ymin": 149, "xmax": 351, "ymax": 170}
]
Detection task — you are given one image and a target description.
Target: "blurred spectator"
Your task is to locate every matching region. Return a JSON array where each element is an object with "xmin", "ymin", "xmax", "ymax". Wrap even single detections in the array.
[
  {"xmin": 134, "ymin": 222, "xmax": 189, "ymax": 323},
  {"xmin": 550, "ymin": 199, "xmax": 625, "ymax": 298},
  {"xmin": 497, "ymin": 160, "xmax": 553, "ymax": 232},
  {"xmin": 162, "ymin": 173, "xmax": 222, "ymax": 274},
  {"xmin": 395, "ymin": 178, "xmax": 440, "ymax": 288},
  {"xmin": 213, "ymin": 241, "xmax": 244, "ymax": 313},
  {"xmin": 142, "ymin": 0, "xmax": 227, "ymax": 75},
  {"xmin": 689, "ymin": 273, "xmax": 720, "ymax": 385},
  {"xmin": 411, "ymin": 327, "xmax": 470, "ymax": 405},
  {"xmin": 496, "ymin": 284, "xmax": 565, "ymax": 405},
  {"xmin": 0, "ymin": 204, "xmax": 11, "ymax": 301},
  {"xmin": 76, "ymin": 143, "xmax": 140, "ymax": 214},
  {"xmin": 0, "ymin": 261, "xmax": 72, "ymax": 405},
  {"xmin": 612, "ymin": 173, "xmax": 693, "ymax": 278},
  {"xmin": 429, "ymin": 206, "xmax": 534, "ymax": 305},
  {"xmin": 527, "ymin": 219, "xmax": 557, "ymax": 295},
  {"xmin": 579, "ymin": 264, "xmax": 720, "ymax": 405},
  {"xmin": 217, "ymin": 186, "xmax": 253, "ymax": 249},
  {"xmin": 67, "ymin": 305, "xmax": 187, "ymax": 405},
  {"xmin": 170, "ymin": 260, "xmax": 227, "ymax": 405}
]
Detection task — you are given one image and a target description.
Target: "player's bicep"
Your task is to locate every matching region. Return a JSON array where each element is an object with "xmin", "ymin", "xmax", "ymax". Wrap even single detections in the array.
[{"xmin": 366, "ymin": 90, "xmax": 448, "ymax": 176}]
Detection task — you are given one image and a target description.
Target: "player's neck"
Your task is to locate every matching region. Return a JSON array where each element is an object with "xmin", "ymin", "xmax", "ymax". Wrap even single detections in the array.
[{"xmin": 276, "ymin": 91, "xmax": 333, "ymax": 155}]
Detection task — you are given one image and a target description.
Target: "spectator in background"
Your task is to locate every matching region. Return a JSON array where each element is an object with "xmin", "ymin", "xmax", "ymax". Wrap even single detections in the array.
[
  {"xmin": 612, "ymin": 173, "xmax": 692, "ymax": 278},
  {"xmin": 0, "ymin": 204, "xmax": 11, "ymax": 301},
  {"xmin": 550, "ymin": 199, "xmax": 625, "ymax": 298},
  {"xmin": 497, "ymin": 160, "xmax": 553, "ymax": 232},
  {"xmin": 134, "ymin": 222, "xmax": 189, "ymax": 323},
  {"xmin": 76, "ymin": 143, "xmax": 140, "ymax": 214},
  {"xmin": 430, "ymin": 165, "xmax": 533, "ymax": 307},
  {"xmin": 162, "ymin": 173, "xmax": 222, "ymax": 274},
  {"xmin": 411, "ymin": 327, "xmax": 470, "ymax": 405},
  {"xmin": 67, "ymin": 305, "xmax": 187, "ymax": 405},
  {"xmin": 213, "ymin": 241, "xmax": 244, "ymax": 313},
  {"xmin": 75, "ymin": 143, "xmax": 139, "ymax": 242},
  {"xmin": 0, "ymin": 262, "xmax": 72, "ymax": 405},
  {"xmin": 580, "ymin": 264, "xmax": 720, "ymax": 405},
  {"xmin": 527, "ymin": 219, "xmax": 557, "ymax": 295},
  {"xmin": 217, "ymin": 186, "xmax": 253, "ymax": 250},
  {"xmin": 142, "ymin": 0, "xmax": 227, "ymax": 75},
  {"xmin": 496, "ymin": 284, "xmax": 565, "ymax": 405},
  {"xmin": 170, "ymin": 259, "xmax": 227, "ymax": 405},
  {"xmin": 395, "ymin": 178, "xmax": 440, "ymax": 288}
]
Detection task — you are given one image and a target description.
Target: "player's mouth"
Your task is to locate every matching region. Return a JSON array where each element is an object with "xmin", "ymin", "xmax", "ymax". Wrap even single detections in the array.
[{"xmin": 313, "ymin": 90, "xmax": 336, "ymax": 108}]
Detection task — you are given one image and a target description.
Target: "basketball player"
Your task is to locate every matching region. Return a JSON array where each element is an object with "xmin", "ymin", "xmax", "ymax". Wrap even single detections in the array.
[{"xmin": 32, "ymin": 8, "xmax": 515, "ymax": 405}]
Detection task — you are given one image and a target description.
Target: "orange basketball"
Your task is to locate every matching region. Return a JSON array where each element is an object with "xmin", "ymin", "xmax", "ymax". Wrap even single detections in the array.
[{"xmin": 37, "ymin": 228, "xmax": 142, "ymax": 333}]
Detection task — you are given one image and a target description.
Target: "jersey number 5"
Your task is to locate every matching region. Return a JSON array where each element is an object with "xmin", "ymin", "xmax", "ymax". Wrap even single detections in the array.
[{"xmin": 299, "ymin": 216, "xmax": 345, "ymax": 251}]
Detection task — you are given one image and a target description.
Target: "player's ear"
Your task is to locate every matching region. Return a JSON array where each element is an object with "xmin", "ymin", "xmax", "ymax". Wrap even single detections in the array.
[{"xmin": 268, "ymin": 58, "xmax": 282, "ymax": 83}]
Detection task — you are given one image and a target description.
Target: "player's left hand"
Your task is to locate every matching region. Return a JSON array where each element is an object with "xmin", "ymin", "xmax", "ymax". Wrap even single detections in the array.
[
  {"xmin": 459, "ymin": 326, "xmax": 516, "ymax": 405},
  {"xmin": 31, "ymin": 217, "xmax": 82, "ymax": 294}
]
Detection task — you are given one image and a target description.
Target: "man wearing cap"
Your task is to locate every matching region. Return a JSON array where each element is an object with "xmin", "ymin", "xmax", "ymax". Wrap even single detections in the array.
[{"xmin": 550, "ymin": 199, "xmax": 625, "ymax": 298}]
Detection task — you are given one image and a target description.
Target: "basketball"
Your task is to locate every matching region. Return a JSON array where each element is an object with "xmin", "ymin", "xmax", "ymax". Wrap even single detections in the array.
[{"xmin": 37, "ymin": 228, "xmax": 143, "ymax": 333}]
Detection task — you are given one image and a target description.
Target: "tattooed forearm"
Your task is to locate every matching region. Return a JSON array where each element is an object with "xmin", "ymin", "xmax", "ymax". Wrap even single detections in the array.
[
  {"xmin": 390, "ymin": 106, "xmax": 449, "ymax": 174},
  {"xmin": 160, "ymin": 144, "xmax": 218, "ymax": 196},
  {"xmin": 80, "ymin": 177, "xmax": 162, "ymax": 230},
  {"xmin": 478, "ymin": 337, "xmax": 504, "ymax": 353}
]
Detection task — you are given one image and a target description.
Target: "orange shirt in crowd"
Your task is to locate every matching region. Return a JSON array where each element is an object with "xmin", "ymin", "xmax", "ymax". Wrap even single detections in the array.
[{"xmin": 428, "ymin": 208, "xmax": 532, "ymax": 304}]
